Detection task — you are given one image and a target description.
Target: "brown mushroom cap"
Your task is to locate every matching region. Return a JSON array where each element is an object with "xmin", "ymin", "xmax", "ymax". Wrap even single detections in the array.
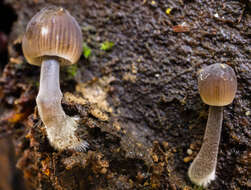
[
  {"xmin": 22, "ymin": 6, "xmax": 82, "ymax": 66},
  {"xmin": 198, "ymin": 63, "xmax": 237, "ymax": 106}
]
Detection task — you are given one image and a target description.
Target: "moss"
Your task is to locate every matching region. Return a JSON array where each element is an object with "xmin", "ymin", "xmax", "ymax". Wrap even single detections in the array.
[
  {"xmin": 67, "ymin": 64, "xmax": 78, "ymax": 77},
  {"xmin": 83, "ymin": 43, "xmax": 92, "ymax": 59},
  {"xmin": 100, "ymin": 41, "xmax": 114, "ymax": 51}
]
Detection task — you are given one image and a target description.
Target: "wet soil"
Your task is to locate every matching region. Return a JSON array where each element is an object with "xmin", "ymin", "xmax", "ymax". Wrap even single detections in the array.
[{"xmin": 0, "ymin": 0, "xmax": 250, "ymax": 190}]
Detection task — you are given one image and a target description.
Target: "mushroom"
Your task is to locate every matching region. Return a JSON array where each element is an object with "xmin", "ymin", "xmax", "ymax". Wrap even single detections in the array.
[
  {"xmin": 22, "ymin": 6, "xmax": 88, "ymax": 151},
  {"xmin": 188, "ymin": 63, "xmax": 237, "ymax": 187}
]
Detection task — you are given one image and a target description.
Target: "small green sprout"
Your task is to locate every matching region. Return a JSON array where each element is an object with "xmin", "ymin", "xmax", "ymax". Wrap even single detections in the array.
[
  {"xmin": 100, "ymin": 41, "xmax": 114, "ymax": 51},
  {"xmin": 67, "ymin": 64, "xmax": 78, "ymax": 77},
  {"xmin": 83, "ymin": 43, "xmax": 92, "ymax": 59}
]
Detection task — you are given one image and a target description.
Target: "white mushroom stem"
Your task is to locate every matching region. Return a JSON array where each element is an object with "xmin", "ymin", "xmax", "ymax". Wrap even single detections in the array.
[
  {"xmin": 37, "ymin": 59, "xmax": 64, "ymax": 127},
  {"xmin": 188, "ymin": 106, "xmax": 223, "ymax": 187},
  {"xmin": 36, "ymin": 59, "xmax": 88, "ymax": 151}
]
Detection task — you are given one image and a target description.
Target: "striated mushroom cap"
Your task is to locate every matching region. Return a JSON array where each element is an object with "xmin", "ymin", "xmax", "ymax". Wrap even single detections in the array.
[
  {"xmin": 22, "ymin": 6, "xmax": 82, "ymax": 66},
  {"xmin": 198, "ymin": 63, "xmax": 237, "ymax": 106}
]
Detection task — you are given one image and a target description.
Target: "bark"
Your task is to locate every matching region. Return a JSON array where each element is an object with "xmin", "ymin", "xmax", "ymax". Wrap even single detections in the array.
[{"xmin": 0, "ymin": 0, "xmax": 250, "ymax": 189}]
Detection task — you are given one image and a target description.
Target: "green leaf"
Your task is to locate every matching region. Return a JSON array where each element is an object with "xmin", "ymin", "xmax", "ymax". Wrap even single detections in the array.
[
  {"xmin": 100, "ymin": 41, "xmax": 114, "ymax": 51},
  {"xmin": 83, "ymin": 43, "xmax": 92, "ymax": 59}
]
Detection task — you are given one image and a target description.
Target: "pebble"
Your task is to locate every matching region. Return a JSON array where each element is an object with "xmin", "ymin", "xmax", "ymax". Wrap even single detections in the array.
[{"xmin": 187, "ymin": 149, "xmax": 193, "ymax": 155}]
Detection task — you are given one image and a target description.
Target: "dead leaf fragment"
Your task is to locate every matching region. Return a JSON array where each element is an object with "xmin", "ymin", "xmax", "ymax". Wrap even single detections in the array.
[{"xmin": 172, "ymin": 23, "xmax": 190, "ymax": 33}]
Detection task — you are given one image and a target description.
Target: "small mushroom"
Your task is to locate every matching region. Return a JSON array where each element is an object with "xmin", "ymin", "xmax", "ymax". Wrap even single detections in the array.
[
  {"xmin": 188, "ymin": 63, "xmax": 237, "ymax": 187},
  {"xmin": 22, "ymin": 6, "xmax": 88, "ymax": 151}
]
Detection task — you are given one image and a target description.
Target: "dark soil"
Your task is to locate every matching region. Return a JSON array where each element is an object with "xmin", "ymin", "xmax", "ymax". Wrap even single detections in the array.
[{"xmin": 0, "ymin": 0, "xmax": 250, "ymax": 190}]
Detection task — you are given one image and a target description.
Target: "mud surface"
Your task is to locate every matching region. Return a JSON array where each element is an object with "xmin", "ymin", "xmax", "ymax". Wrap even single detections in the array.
[{"xmin": 0, "ymin": 0, "xmax": 250, "ymax": 190}]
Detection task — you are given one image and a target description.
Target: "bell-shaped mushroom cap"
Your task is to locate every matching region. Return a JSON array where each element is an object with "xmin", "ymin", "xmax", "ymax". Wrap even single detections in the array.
[
  {"xmin": 198, "ymin": 63, "xmax": 237, "ymax": 106},
  {"xmin": 22, "ymin": 6, "xmax": 82, "ymax": 66}
]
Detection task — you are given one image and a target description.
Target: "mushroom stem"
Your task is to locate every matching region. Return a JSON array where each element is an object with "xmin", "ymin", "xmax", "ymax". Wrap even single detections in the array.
[
  {"xmin": 36, "ymin": 59, "xmax": 88, "ymax": 151},
  {"xmin": 188, "ymin": 106, "xmax": 223, "ymax": 187},
  {"xmin": 36, "ymin": 59, "xmax": 65, "ymax": 127}
]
